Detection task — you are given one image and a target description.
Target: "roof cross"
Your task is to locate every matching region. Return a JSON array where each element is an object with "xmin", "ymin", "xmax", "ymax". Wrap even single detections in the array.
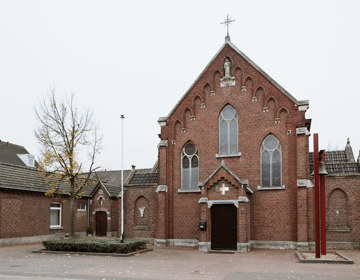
[{"xmin": 221, "ymin": 14, "xmax": 235, "ymax": 37}]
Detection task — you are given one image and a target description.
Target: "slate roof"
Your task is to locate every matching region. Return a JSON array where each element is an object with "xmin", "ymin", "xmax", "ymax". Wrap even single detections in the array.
[
  {"xmin": 128, "ymin": 169, "xmax": 158, "ymax": 185},
  {"xmin": 99, "ymin": 182, "xmax": 121, "ymax": 197},
  {"xmin": 91, "ymin": 170, "xmax": 131, "ymax": 186},
  {"xmin": 309, "ymin": 150, "xmax": 360, "ymax": 175},
  {"xmin": 0, "ymin": 162, "xmax": 96, "ymax": 196},
  {"xmin": 0, "ymin": 141, "xmax": 30, "ymax": 166}
]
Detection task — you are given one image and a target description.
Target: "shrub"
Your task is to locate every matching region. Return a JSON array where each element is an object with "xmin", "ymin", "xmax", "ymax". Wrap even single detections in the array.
[
  {"xmin": 86, "ymin": 227, "xmax": 94, "ymax": 235},
  {"xmin": 43, "ymin": 239, "xmax": 146, "ymax": 254}
]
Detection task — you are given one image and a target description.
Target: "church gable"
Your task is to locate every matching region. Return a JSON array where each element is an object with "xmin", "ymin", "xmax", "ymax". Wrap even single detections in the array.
[
  {"xmin": 201, "ymin": 161, "xmax": 251, "ymax": 201},
  {"xmin": 159, "ymin": 38, "xmax": 309, "ymax": 136}
]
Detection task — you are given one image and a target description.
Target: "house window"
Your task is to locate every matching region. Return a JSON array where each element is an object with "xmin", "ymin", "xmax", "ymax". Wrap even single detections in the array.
[
  {"xmin": 99, "ymin": 197, "xmax": 104, "ymax": 206},
  {"xmin": 219, "ymin": 105, "xmax": 238, "ymax": 155},
  {"xmin": 181, "ymin": 142, "xmax": 199, "ymax": 190},
  {"xmin": 261, "ymin": 134, "xmax": 282, "ymax": 187},
  {"xmin": 50, "ymin": 202, "xmax": 62, "ymax": 229},
  {"xmin": 77, "ymin": 203, "xmax": 86, "ymax": 211}
]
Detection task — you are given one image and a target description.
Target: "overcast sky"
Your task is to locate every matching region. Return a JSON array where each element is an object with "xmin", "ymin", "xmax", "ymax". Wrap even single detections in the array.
[{"xmin": 1, "ymin": 0, "xmax": 359, "ymax": 170}]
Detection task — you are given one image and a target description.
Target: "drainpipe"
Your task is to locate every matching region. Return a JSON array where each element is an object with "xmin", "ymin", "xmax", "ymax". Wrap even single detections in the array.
[{"xmin": 87, "ymin": 198, "xmax": 90, "ymax": 228}]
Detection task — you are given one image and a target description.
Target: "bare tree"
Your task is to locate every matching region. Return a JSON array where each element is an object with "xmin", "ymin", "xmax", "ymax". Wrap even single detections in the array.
[{"xmin": 35, "ymin": 87, "xmax": 102, "ymax": 238}]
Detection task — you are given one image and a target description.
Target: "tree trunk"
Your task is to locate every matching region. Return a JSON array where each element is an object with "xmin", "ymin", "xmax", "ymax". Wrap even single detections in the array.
[{"xmin": 69, "ymin": 196, "xmax": 75, "ymax": 238}]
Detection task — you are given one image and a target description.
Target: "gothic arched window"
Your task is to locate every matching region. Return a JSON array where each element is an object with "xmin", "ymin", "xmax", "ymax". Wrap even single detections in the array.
[
  {"xmin": 219, "ymin": 105, "xmax": 238, "ymax": 155},
  {"xmin": 181, "ymin": 142, "xmax": 199, "ymax": 190},
  {"xmin": 261, "ymin": 134, "xmax": 282, "ymax": 187}
]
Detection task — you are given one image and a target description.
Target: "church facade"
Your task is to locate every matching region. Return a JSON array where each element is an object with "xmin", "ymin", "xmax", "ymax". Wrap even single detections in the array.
[{"xmin": 154, "ymin": 36, "xmax": 313, "ymax": 252}]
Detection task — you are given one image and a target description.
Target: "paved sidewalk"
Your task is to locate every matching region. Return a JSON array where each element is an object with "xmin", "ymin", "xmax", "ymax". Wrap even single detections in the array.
[{"xmin": 0, "ymin": 244, "xmax": 359, "ymax": 280}]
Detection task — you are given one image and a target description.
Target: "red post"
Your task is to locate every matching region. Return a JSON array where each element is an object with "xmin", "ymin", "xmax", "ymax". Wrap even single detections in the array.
[
  {"xmin": 320, "ymin": 150, "xmax": 327, "ymax": 255},
  {"xmin": 313, "ymin": 134, "xmax": 320, "ymax": 258}
]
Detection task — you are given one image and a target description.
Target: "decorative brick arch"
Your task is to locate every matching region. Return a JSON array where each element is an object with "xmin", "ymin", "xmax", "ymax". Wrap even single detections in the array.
[
  {"xmin": 327, "ymin": 188, "xmax": 349, "ymax": 230},
  {"xmin": 173, "ymin": 119, "xmax": 184, "ymax": 139}
]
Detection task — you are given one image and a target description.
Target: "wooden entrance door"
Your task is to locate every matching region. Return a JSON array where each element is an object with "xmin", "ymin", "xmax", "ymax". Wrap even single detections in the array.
[
  {"xmin": 96, "ymin": 211, "xmax": 107, "ymax": 236},
  {"xmin": 211, "ymin": 204, "xmax": 237, "ymax": 250}
]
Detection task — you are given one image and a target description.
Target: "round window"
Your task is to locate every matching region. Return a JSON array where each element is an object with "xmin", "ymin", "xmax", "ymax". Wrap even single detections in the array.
[
  {"xmin": 184, "ymin": 143, "xmax": 196, "ymax": 156},
  {"xmin": 264, "ymin": 135, "xmax": 278, "ymax": 150},
  {"xmin": 222, "ymin": 105, "xmax": 235, "ymax": 120}
]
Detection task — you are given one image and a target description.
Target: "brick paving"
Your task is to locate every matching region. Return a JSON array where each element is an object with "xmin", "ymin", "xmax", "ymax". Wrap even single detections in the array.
[{"xmin": 0, "ymin": 244, "xmax": 359, "ymax": 280}]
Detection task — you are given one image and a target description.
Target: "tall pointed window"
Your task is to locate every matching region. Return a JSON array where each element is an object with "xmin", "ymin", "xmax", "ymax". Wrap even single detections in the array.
[
  {"xmin": 181, "ymin": 142, "xmax": 199, "ymax": 190},
  {"xmin": 261, "ymin": 134, "xmax": 282, "ymax": 187},
  {"xmin": 219, "ymin": 105, "xmax": 238, "ymax": 155}
]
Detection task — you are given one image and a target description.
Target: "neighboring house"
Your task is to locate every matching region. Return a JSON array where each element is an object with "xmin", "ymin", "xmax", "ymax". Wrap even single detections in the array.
[
  {"xmin": 0, "ymin": 141, "xmax": 93, "ymax": 245},
  {"xmin": 0, "ymin": 141, "xmax": 158, "ymax": 244},
  {"xmin": 0, "ymin": 140, "xmax": 36, "ymax": 167}
]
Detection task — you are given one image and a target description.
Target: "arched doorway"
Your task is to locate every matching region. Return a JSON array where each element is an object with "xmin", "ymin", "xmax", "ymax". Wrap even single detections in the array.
[{"xmin": 95, "ymin": 211, "xmax": 107, "ymax": 236}]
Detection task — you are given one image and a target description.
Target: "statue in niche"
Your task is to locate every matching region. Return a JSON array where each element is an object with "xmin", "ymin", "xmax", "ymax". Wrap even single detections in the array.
[
  {"xmin": 220, "ymin": 58, "xmax": 235, "ymax": 87},
  {"xmin": 224, "ymin": 58, "xmax": 231, "ymax": 77},
  {"xmin": 138, "ymin": 207, "xmax": 145, "ymax": 218}
]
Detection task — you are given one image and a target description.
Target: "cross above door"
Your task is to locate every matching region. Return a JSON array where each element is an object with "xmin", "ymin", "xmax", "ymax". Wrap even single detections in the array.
[{"xmin": 218, "ymin": 183, "xmax": 229, "ymax": 196}]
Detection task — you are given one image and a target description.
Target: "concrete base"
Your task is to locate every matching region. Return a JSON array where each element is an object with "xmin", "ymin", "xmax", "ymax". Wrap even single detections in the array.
[
  {"xmin": 296, "ymin": 251, "xmax": 354, "ymax": 264},
  {"xmin": 251, "ymin": 240, "xmax": 297, "ymax": 250},
  {"xmin": 155, "ymin": 239, "xmax": 250, "ymax": 253},
  {"xmin": 0, "ymin": 233, "xmax": 66, "ymax": 246},
  {"xmin": 326, "ymin": 242, "xmax": 360, "ymax": 250},
  {"xmin": 155, "ymin": 239, "xmax": 360, "ymax": 252},
  {"xmin": 198, "ymin": 242, "xmax": 210, "ymax": 252},
  {"xmin": 296, "ymin": 242, "xmax": 311, "ymax": 251},
  {"xmin": 154, "ymin": 239, "xmax": 199, "ymax": 247},
  {"xmin": 237, "ymin": 242, "xmax": 251, "ymax": 253}
]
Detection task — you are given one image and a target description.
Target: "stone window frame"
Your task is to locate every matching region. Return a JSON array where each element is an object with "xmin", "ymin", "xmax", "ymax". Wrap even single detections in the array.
[
  {"xmin": 259, "ymin": 134, "xmax": 284, "ymax": 189},
  {"xmin": 217, "ymin": 104, "xmax": 241, "ymax": 158},
  {"xmin": 50, "ymin": 202, "xmax": 62, "ymax": 229},
  {"xmin": 180, "ymin": 142, "xmax": 200, "ymax": 191}
]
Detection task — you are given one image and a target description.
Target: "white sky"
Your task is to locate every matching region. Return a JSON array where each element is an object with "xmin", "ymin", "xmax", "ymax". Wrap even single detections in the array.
[{"xmin": 1, "ymin": 0, "xmax": 360, "ymax": 170}]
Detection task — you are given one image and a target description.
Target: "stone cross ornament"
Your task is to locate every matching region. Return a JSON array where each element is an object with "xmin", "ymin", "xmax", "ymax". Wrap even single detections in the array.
[{"xmin": 218, "ymin": 183, "xmax": 230, "ymax": 196}]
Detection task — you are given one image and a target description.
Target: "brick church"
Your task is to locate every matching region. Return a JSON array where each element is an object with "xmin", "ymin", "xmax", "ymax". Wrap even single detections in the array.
[
  {"xmin": 150, "ymin": 35, "xmax": 359, "ymax": 252},
  {"xmin": 1, "ymin": 35, "xmax": 359, "ymax": 251}
]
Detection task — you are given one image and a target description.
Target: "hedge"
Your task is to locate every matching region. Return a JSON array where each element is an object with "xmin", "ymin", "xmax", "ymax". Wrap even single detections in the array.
[{"xmin": 42, "ymin": 239, "xmax": 146, "ymax": 254}]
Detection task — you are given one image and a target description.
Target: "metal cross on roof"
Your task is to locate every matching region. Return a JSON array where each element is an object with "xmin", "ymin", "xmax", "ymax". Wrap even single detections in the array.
[{"xmin": 221, "ymin": 14, "xmax": 235, "ymax": 37}]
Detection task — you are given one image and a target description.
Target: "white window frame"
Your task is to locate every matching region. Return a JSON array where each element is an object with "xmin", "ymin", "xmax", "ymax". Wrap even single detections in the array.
[
  {"xmin": 260, "ymin": 134, "xmax": 283, "ymax": 188},
  {"xmin": 181, "ymin": 142, "xmax": 199, "ymax": 191},
  {"xmin": 77, "ymin": 203, "xmax": 87, "ymax": 211},
  {"xmin": 218, "ymin": 104, "xmax": 240, "ymax": 157},
  {"xmin": 50, "ymin": 202, "xmax": 62, "ymax": 229}
]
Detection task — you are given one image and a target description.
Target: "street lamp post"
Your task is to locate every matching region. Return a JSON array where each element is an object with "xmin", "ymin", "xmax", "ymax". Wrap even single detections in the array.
[{"xmin": 120, "ymin": 114, "xmax": 124, "ymax": 243}]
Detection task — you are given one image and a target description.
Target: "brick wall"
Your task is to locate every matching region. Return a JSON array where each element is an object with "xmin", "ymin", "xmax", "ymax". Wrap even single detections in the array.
[
  {"xmin": 0, "ymin": 189, "xmax": 88, "ymax": 238},
  {"xmin": 123, "ymin": 185, "xmax": 157, "ymax": 238},
  {"xmin": 325, "ymin": 176, "xmax": 360, "ymax": 243}
]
